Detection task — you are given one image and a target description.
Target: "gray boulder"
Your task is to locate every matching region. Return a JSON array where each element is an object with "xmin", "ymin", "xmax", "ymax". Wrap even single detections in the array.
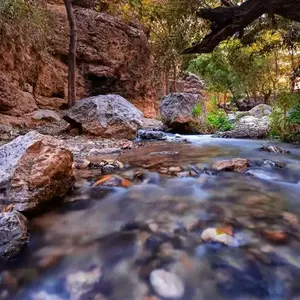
[
  {"xmin": 249, "ymin": 104, "xmax": 272, "ymax": 118},
  {"xmin": 217, "ymin": 115, "xmax": 270, "ymax": 139},
  {"xmin": 64, "ymin": 95, "xmax": 143, "ymax": 139},
  {"xmin": 160, "ymin": 93, "xmax": 204, "ymax": 133},
  {"xmin": 138, "ymin": 130, "xmax": 167, "ymax": 140},
  {"xmin": 0, "ymin": 211, "xmax": 28, "ymax": 259},
  {"xmin": 0, "ymin": 131, "xmax": 74, "ymax": 212}
]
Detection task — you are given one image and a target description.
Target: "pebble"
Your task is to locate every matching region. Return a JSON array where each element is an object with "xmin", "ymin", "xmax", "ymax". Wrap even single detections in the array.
[
  {"xmin": 168, "ymin": 166, "xmax": 182, "ymax": 174},
  {"xmin": 262, "ymin": 229, "xmax": 289, "ymax": 244},
  {"xmin": 150, "ymin": 269, "xmax": 184, "ymax": 299}
]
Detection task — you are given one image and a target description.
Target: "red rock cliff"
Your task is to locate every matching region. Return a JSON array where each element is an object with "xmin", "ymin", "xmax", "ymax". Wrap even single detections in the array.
[{"xmin": 0, "ymin": 1, "xmax": 158, "ymax": 119}]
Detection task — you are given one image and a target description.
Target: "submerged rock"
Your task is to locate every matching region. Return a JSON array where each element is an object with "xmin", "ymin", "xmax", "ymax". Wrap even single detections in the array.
[
  {"xmin": 258, "ymin": 145, "xmax": 291, "ymax": 154},
  {"xmin": 212, "ymin": 158, "xmax": 249, "ymax": 173},
  {"xmin": 0, "ymin": 131, "xmax": 74, "ymax": 212},
  {"xmin": 0, "ymin": 211, "xmax": 28, "ymax": 259},
  {"xmin": 160, "ymin": 93, "xmax": 204, "ymax": 134},
  {"xmin": 150, "ymin": 269, "xmax": 185, "ymax": 299},
  {"xmin": 64, "ymin": 95, "xmax": 143, "ymax": 139}
]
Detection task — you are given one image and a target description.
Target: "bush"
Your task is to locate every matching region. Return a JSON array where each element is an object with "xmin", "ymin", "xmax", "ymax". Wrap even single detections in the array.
[
  {"xmin": 206, "ymin": 110, "xmax": 233, "ymax": 132},
  {"xmin": 270, "ymin": 91, "xmax": 300, "ymax": 141},
  {"xmin": 192, "ymin": 103, "xmax": 202, "ymax": 117}
]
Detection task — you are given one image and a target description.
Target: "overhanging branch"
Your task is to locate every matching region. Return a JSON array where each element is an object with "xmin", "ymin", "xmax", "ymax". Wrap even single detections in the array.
[{"xmin": 183, "ymin": 0, "xmax": 300, "ymax": 54}]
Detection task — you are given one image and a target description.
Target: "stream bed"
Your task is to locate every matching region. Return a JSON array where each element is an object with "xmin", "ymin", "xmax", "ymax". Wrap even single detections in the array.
[{"xmin": 1, "ymin": 135, "xmax": 300, "ymax": 300}]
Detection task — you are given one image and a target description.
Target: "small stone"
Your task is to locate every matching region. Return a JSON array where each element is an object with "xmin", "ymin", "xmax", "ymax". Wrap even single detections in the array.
[
  {"xmin": 177, "ymin": 171, "xmax": 190, "ymax": 178},
  {"xmin": 66, "ymin": 267, "xmax": 102, "ymax": 300},
  {"xmin": 0, "ymin": 211, "xmax": 28, "ymax": 259},
  {"xmin": 160, "ymin": 167, "xmax": 168, "ymax": 174},
  {"xmin": 73, "ymin": 159, "xmax": 90, "ymax": 170},
  {"xmin": 282, "ymin": 212, "xmax": 299, "ymax": 227},
  {"xmin": 150, "ymin": 269, "xmax": 184, "ymax": 299},
  {"xmin": 168, "ymin": 166, "xmax": 182, "ymax": 174},
  {"xmin": 212, "ymin": 158, "xmax": 249, "ymax": 173},
  {"xmin": 262, "ymin": 230, "xmax": 288, "ymax": 244},
  {"xmin": 258, "ymin": 145, "xmax": 290, "ymax": 154},
  {"xmin": 175, "ymin": 134, "xmax": 182, "ymax": 139}
]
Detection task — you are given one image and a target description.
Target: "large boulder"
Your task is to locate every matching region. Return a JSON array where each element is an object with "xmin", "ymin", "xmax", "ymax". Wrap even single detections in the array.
[
  {"xmin": 249, "ymin": 104, "xmax": 272, "ymax": 118},
  {"xmin": 160, "ymin": 93, "xmax": 204, "ymax": 133},
  {"xmin": 0, "ymin": 211, "xmax": 28, "ymax": 259},
  {"xmin": 64, "ymin": 95, "xmax": 143, "ymax": 139},
  {"xmin": 0, "ymin": 131, "xmax": 74, "ymax": 212},
  {"xmin": 217, "ymin": 115, "xmax": 270, "ymax": 139}
]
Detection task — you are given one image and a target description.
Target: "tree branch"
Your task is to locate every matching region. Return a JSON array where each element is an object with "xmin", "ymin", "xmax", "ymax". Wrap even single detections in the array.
[{"xmin": 183, "ymin": 0, "xmax": 300, "ymax": 54}]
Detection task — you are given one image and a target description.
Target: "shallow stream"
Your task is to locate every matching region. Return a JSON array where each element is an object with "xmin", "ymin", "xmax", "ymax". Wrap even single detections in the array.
[{"xmin": 2, "ymin": 135, "xmax": 300, "ymax": 300}]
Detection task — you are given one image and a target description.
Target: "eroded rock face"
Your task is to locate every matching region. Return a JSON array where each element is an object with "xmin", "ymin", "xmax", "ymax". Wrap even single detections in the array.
[
  {"xmin": 63, "ymin": 95, "xmax": 143, "ymax": 139},
  {"xmin": 160, "ymin": 93, "xmax": 204, "ymax": 133},
  {"xmin": 0, "ymin": 131, "xmax": 74, "ymax": 212},
  {"xmin": 0, "ymin": 3, "xmax": 157, "ymax": 117},
  {"xmin": 0, "ymin": 211, "xmax": 28, "ymax": 259}
]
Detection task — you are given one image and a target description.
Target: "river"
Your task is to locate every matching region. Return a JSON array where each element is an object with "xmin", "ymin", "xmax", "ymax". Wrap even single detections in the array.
[{"xmin": 2, "ymin": 135, "xmax": 300, "ymax": 300}]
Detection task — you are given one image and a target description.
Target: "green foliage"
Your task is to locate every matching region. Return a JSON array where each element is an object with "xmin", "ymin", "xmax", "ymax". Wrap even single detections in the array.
[
  {"xmin": 206, "ymin": 110, "xmax": 234, "ymax": 132},
  {"xmin": 192, "ymin": 104, "xmax": 202, "ymax": 117},
  {"xmin": 0, "ymin": 0, "xmax": 49, "ymax": 49},
  {"xmin": 270, "ymin": 91, "xmax": 300, "ymax": 141}
]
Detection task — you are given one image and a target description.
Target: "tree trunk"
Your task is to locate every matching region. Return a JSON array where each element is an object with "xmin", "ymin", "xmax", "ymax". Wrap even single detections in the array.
[
  {"xmin": 183, "ymin": 0, "xmax": 300, "ymax": 54},
  {"xmin": 64, "ymin": 0, "xmax": 77, "ymax": 108}
]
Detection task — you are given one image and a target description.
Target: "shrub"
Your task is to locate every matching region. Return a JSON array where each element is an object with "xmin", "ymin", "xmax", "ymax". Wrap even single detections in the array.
[
  {"xmin": 270, "ymin": 91, "xmax": 300, "ymax": 141},
  {"xmin": 206, "ymin": 110, "xmax": 233, "ymax": 132},
  {"xmin": 192, "ymin": 103, "xmax": 202, "ymax": 117}
]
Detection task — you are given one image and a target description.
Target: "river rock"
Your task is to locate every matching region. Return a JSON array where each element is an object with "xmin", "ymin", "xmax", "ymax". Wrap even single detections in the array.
[
  {"xmin": 160, "ymin": 93, "xmax": 204, "ymax": 133},
  {"xmin": 258, "ymin": 145, "xmax": 291, "ymax": 154},
  {"xmin": 0, "ymin": 211, "xmax": 28, "ymax": 259},
  {"xmin": 235, "ymin": 97, "xmax": 265, "ymax": 111},
  {"xmin": 64, "ymin": 95, "xmax": 143, "ymax": 139},
  {"xmin": 0, "ymin": 131, "xmax": 74, "ymax": 212},
  {"xmin": 150, "ymin": 269, "xmax": 185, "ymax": 299},
  {"xmin": 212, "ymin": 158, "xmax": 249, "ymax": 173},
  {"xmin": 138, "ymin": 130, "xmax": 167, "ymax": 140}
]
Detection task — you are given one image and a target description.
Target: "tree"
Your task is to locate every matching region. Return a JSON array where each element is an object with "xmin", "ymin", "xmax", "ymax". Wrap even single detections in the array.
[
  {"xmin": 183, "ymin": 0, "xmax": 300, "ymax": 54},
  {"xmin": 64, "ymin": 0, "xmax": 77, "ymax": 107}
]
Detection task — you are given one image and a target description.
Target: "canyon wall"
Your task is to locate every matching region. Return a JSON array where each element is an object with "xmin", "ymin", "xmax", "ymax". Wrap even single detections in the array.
[{"xmin": 0, "ymin": 1, "xmax": 158, "ymax": 120}]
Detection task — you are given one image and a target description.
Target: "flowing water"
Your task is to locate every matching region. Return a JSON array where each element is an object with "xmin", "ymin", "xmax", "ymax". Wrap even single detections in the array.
[{"xmin": 2, "ymin": 135, "xmax": 300, "ymax": 300}]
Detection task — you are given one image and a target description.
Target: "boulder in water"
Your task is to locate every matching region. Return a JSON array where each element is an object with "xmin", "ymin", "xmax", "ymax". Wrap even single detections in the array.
[
  {"xmin": 0, "ymin": 211, "xmax": 28, "ymax": 259},
  {"xmin": 64, "ymin": 95, "xmax": 143, "ymax": 139},
  {"xmin": 212, "ymin": 158, "xmax": 249, "ymax": 173},
  {"xmin": 160, "ymin": 93, "xmax": 204, "ymax": 133},
  {"xmin": 0, "ymin": 131, "xmax": 74, "ymax": 212},
  {"xmin": 141, "ymin": 117, "xmax": 165, "ymax": 131}
]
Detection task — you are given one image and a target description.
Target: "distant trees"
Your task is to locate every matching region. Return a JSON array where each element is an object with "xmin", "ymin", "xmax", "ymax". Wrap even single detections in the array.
[{"xmin": 64, "ymin": 0, "xmax": 77, "ymax": 108}]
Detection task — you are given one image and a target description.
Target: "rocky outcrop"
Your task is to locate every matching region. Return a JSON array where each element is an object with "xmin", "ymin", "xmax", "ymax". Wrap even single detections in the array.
[
  {"xmin": 160, "ymin": 93, "xmax": 204, "ymax": 133},
  {"xmin": 0, "ymin": 131, "xmax": 74, "ymax": 212},
  {"xmin": 0, "ymin": 211, "xmax": 28, "ymax": 259},
  {"xmin": 0, "ymin": 2, "xmax": 157, "ymax": 118},
  {"xmin": 217, "ymin": 104, "xmax": 272, "ymax": 139},
  {"xmin": 63, "ymin": 94, "xmax": 143, "ymax": 139}
]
